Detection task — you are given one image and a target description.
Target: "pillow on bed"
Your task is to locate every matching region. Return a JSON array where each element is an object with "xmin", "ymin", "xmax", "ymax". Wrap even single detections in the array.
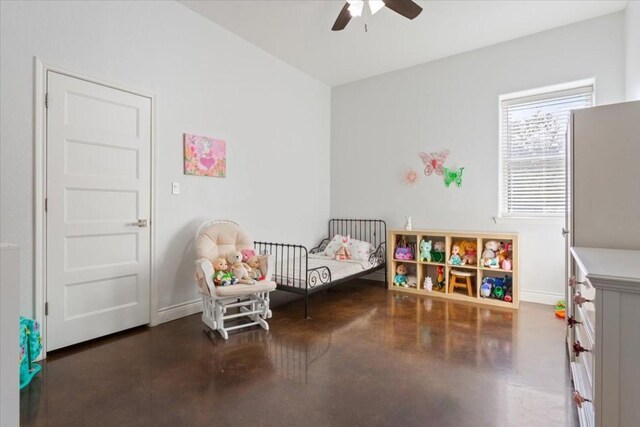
[
  {"xmin": 347, "ymin": 238, "xmax": 375, "ymax": 261},
  {"xmin": 323, "ymin": 234, "xmax": 345, "ymax": 257}
]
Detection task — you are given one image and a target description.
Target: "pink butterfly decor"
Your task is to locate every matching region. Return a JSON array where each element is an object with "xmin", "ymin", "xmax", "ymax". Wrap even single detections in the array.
[{"xmin": 419, "ymin": 150, "xmax": 449, "ymax": 176}]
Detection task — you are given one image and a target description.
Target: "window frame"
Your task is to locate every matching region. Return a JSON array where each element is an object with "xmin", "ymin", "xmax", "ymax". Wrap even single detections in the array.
[{"xmin": 497, "ymin": 79, "xmax": 596, "ymax": 222}]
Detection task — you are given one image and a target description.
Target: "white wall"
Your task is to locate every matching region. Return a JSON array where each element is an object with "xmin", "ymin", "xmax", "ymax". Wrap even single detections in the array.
[
  {"xmin": 626, "ymin": 1, "xmax": 640, "ymax": 100},
  {"xmin": 331, "ymin": 13, "xmax": 626, "ymax": 304},
  {"xmin": 0, "ymin": 1, "xmax": 331, "ymax": 317}
]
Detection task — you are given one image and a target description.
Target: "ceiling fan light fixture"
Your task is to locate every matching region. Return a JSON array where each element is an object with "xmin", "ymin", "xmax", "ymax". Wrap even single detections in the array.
[
  {"xmin": 347, "ymin": 0, "xmax": 364, "ymax": 17},
  {"xmin": 369, "ymin": 0, "xmax": 385, "ymax": 15}
]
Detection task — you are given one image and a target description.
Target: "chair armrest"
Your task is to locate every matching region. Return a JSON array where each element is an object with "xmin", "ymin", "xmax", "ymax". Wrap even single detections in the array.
[
  {"xmin": 258, "ymin": 254, "xmax": 274, "ymax": 281},
  {"xmin": 196, "ymin": 258, "xmax": 215, "ymax": 295}
]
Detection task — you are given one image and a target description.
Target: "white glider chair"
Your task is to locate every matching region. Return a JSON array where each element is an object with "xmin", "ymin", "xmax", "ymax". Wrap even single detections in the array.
[{"xmin": 194, "ymin": 220, "xmax": 276, "ymax": 339}]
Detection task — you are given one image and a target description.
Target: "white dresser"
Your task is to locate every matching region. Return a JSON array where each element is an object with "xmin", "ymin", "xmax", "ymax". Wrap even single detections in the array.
[{"xmin": 569, "ymin": 247, "xmax": 640, "ymax": 427}]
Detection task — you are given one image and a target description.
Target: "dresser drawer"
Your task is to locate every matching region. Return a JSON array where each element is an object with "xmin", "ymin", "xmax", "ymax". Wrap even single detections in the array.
[
  {"xmin": 571, "ymin": 361, "xmax": 595, "ymax": 427},
  {"xmin": 573, "ymin": 319, "xmax": 594, "ymax": 390}
]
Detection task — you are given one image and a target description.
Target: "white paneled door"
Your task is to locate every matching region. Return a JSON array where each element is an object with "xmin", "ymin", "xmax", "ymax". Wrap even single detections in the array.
[{"xmin": 46, "ymin": 72, "xmax": 151, "ymax": 351}]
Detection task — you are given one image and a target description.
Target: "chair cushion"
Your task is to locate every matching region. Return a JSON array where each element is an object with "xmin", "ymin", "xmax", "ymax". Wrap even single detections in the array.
[
  {"xmin": 214, "ymin": 280, "xmax": 277, "ymax": 297},
  {"xmin": 196, "ymin": 222, "xmax": 254, "ymax": 262}
]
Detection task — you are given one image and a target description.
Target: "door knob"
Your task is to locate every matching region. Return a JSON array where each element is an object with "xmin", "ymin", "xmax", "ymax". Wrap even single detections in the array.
[
  {"xmin": 131, "ymin": 219, "xmax": 148, "ymax": 227},
  {"xmin": 562, "ymin": 227, "xmax": 569, "ymax": 237}
]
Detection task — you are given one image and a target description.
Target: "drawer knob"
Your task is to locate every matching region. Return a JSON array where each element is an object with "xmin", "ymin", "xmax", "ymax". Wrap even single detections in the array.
[
  {"xmin": 568, "ymin": 276, "xmax": 585, "ymax": 287},
  {"xmin": 567, "ymin": 316, "xmax": 582, "ymax": 328},
  {"xmin": 573, "ymin": 340, "xmax": 591, "ymax": 357},
  {"xmin": 573, "ymin": 293, "xmax": 592, "ymax": 307},
  {"xmin": 572, "ymin": 390, "xmax": 592, "ymax": 408}
]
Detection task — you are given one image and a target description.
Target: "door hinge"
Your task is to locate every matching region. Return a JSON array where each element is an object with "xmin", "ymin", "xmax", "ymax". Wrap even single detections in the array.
[
  {"xmin": 45, "ymin": 198, "xmax": 48, "ymax": 212},
  {"xmin": 45, "ymin": 302, "xmax": 49, "ymax": 316},
  {"xmin": 45, "ymin": 93, "xmax": 49, "ymax": 108}
]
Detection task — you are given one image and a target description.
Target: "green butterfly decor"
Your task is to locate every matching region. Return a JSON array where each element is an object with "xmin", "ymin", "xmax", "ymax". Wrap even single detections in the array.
[{"xmin": 443, "ymin": 167, "xmax": 464, "ymax": 188}]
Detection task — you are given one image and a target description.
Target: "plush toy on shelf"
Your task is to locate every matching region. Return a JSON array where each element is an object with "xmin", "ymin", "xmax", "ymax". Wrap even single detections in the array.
[
  {"xmin": 246, "ymin": 256, "xmax": 264, "ymax": 281},
  {"xmin": 226, "ymin": 251, "xmax": 255, "ymax": 284},
  {"xmin": 436, "ymin": 266, "xmax": 445, "ymax": 290},
  {"xmin": 460, "ymin": 241, "xmax": 478, "ymax": 265},
  {"xmin": 212, "ymin": 257, "xmax": 238, "ymax": 287},
  {"xmin": 423, "ymin": 276, "xmax": 434, "ymax": 291},
  {"xmin": 491, "ymin": 277, "xmax": 506, "ymax": 300},
  {"xmin": 480, "ymin": 277, "xmax": 493, "ymax": 298},
  {"xmin": 394, "ymin": 264, "xmax": 409, "ymax": 287},
  {"xmin": 448, "ymin": 244, "xmax": 462, "ymax": 265},
  {"xmin": 430, "ymin": 240, "xmax": 445, "ymax": 263},
  {"xmin": 394, "ymin": 236, "xmax": 414, "ymax": 260},
  {"xmin": 335, "ymin": 235, "xmax": 352, "ymax": 261},
  {"xmin": 420, "ymin": 239, "xmax": 432, "ymax": 262},
  {"xmin": 482, "ymin": 240, "xmax": 499, "ymax": 267}
]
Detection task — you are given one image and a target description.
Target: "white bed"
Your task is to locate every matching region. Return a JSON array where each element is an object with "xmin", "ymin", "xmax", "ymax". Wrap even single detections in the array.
[{"xmin": 272, "ymin": 254, "xmax": 377, "ymax": 288}]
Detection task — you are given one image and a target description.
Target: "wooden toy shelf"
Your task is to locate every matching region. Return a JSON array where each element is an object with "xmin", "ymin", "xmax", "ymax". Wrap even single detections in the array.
[{"xmin": 388, "ymin": 229, "xmax": 519, "ymax": 309}]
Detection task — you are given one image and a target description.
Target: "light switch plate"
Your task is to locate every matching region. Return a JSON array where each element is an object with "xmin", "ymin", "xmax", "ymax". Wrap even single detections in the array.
[{"xmin": 172, "ymin": 182, "xmax": 180, "ymax": 195}]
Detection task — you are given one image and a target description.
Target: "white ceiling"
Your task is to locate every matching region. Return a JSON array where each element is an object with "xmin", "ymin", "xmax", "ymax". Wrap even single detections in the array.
[{"xmin": 180, "ymin": 0, "xmax": 628, "ymax": 86}]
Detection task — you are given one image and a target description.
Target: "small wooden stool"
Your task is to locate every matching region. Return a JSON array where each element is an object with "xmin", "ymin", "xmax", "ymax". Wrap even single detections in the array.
[{"xmin": 449, "ymin": 269, "xmax": 475, "ymax": 296}]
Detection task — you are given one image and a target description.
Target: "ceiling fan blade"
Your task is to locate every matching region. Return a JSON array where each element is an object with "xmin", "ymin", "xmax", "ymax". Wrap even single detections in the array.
[
  {"xmin": 332, "ymin": 3, "xmax": 352, "ymax": 31},
  {"xmin": 382, "ymin": 0, "xmax": 423, "ymax": 20}
]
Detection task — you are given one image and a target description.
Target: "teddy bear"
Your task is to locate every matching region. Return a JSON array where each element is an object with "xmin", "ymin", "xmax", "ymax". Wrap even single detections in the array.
[
  {"xmin": 394, "ymin": 264, "xmax": 409, "ymax": 287},
  {"xmin": 419, "ymin": 239, "xmax": 432, "ymax": 262},
  {"xmin": 460, "ymin": 241, "xmax": 477, "ymax": 265},
  {"xmin": 226, "ymin": 251, "xmax": 255, "ymax": 284},
  {"xmin": 212, "ymin": 257, "xmax": 237, "ymax": 287},
  {"xmin": 448, "ymin": 244, "xmax": 462, "ymax": 265},
  {"xmin": 246, "ymin": 255, "xmax": 264, "ymax": 281},
  {"xmin": 241, "ymin": 248, "xmax": 256, "ymax": 263},
  {"xmin": 482, "ymin": 240, "xmax": 499, "ymax": 266}
]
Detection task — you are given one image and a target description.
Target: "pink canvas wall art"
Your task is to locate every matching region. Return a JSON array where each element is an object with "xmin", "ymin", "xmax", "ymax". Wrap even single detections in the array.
[{"xmin": 184, "ymin": 133, "xmax": 226, "ymax": 177}]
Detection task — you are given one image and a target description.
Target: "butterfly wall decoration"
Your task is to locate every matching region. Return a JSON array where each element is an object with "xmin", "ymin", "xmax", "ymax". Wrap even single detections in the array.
[
  {"xmin": 419, "ymin": 150, "xmax": 449, "ymax": 176},
  {"xmin": 443, "ymin": 167, "xmax": 464, "ymax": 188}
]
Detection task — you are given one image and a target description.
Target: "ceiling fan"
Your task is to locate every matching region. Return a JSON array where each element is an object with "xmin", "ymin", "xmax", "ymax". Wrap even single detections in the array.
[{"xmin": 331, "ymin": 0, "xmax": 423, "ymax": 31}]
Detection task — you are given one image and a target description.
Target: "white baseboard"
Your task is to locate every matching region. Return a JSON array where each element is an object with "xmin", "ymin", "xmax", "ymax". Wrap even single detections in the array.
[
  {"xmin": 156, "ymin": 299, "xmax": 202, "ymax": 325},
  {"xmin": 520, "ymin": 289, "xmax": 564, "ymax": 305}
]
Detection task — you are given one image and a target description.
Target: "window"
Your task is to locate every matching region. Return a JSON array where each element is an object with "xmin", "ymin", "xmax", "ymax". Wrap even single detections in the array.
[{"xmin": 499, "ymin": 82, "xmax": 594, "ymax": 218}]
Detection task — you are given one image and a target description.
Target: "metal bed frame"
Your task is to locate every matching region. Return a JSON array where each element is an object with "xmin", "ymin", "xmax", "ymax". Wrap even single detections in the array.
[{"xmin": 254, "ymin": 219, "xmax": 387, "ymax": 318}]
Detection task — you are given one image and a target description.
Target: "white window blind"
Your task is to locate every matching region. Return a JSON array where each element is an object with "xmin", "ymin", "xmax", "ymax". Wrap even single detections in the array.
[{"xmin": 499, "ymin": 84, "xmax": 594, "ymax": 218}]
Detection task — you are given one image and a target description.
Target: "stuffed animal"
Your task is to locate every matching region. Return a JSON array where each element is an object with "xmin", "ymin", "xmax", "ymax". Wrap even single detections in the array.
[
  {"xmin": 460, "ymin": 241, "xmax": 477, "ymax": 265},
  {"xmin": 433, "ymin": 241, "xmax": 445, "ymax": 252},
  {"xmin": 334, "ymin": 235, "xmax": 351, "ymax": 260},
  {"xmin": 247, "ymin": 255, "xmax": 264, "ymax": 281},
  {"xmin": 480, "ymin": 278, "xmax": 493, "ymax": 298},
  {"xmin": 423, "ymin": 276, "xmax": 433, "ymax": 291},
  {"xmin": 226, "ymin": 251, "xmax": 255, "ymax": 284},
  {"xmin": 241, "ymin": 248, "xmax": 257, "ymax": 263},
  {"xmin": 394, "ymin": 264, "xmax": 409, "ymax": 287},
  {"xmin": 482, "ymin": 240, "xmax": 499, "ymax": 266},
  {"xmin": 212, "ymin": 257, "xmax": 237, "ymax": 287},
  {"xmin": 436, "ymin": 266, "xmax": 445, "ymax": 290},
  {"xmin": 491, "ymin": 277, "xmax": 506, "ymax": 300},
  {"xmin": 448, "ymin": 244, "xmax": 462, "ymax": 265},
  {"xmin": 419, "ymin": 239, "xmax": 432, "ymax": 262}
]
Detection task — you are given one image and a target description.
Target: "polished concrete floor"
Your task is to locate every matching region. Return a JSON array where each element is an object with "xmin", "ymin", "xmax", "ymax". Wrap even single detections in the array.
[{"xmin": 21, "ymin": 280, "xmax": 577, "ymax": 426}]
